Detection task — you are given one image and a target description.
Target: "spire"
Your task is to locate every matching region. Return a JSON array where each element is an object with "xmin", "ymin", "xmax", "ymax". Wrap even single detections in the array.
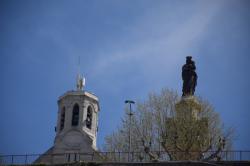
[{"xmin": 76, "ymin": 56, "xmax": 85, "ymax": 91}]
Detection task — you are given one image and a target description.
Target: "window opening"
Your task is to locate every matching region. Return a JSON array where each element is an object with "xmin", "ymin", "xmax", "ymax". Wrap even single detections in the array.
[
  {"xmin": 72, "ymin": 104, "xmax": 79, "ymax": 126},
  {"xmin": 86, "ymin": 106, "xmax": 93, "ymax": 129},
  {"xmin": 60, "ymin": 107, "xmax": 66, "ymax": 131}
]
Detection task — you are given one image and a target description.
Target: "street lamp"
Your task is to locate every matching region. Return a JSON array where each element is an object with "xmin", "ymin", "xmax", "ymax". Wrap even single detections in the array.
[{"xmin": 125, "ymin": 100, "xmax": 135, "ymax": 161}]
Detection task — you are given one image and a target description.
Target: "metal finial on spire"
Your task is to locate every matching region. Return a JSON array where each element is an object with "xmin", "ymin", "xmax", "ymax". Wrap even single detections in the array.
[{"xmin": 76, "ymin": 56, "xmax": 85, "ymax": 91}]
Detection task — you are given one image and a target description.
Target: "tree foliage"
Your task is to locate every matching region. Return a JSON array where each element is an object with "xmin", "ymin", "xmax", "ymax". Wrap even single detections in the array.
[{"xmin": 103, "ymin": 88, "xmax": 234, "ymax": 161}]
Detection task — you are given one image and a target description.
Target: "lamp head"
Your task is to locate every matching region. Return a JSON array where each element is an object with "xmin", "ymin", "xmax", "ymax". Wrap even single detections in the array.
[{"xmin": 125, "ymin": 100, "xmax": 135, "ymax": 104}]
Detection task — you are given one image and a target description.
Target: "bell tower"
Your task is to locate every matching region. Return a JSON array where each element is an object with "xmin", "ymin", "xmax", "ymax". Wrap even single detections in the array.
[
  {"xmin": 54, "ymin": 75, "xmax": 99, "ymax": 158},
  {"xmin": 55, "ymin": 75, "xmax": 99, "ymax": 146},
  {"xmin": 35, "ymin": 75, "xmax": 100, "ymax": 164}
]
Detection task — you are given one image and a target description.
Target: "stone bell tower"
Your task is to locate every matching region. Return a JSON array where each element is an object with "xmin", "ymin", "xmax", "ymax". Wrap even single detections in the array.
[
  {"xmin": 35, "ymin": 75, "xmax": 100, "ymax": 164},
  {"xmin": 54, "ymin": 74, "xmax": 99, "ymax": 150}
]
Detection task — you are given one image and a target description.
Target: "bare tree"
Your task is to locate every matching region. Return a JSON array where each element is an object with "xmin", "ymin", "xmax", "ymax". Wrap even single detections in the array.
[{"xmin": 103, "ymin": 88, "xmax": 234, "ymax": 161}]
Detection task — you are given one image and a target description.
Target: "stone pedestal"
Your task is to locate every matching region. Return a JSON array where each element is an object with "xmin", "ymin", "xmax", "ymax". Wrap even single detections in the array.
[
  {"xmin": 175, "ymin": 96, "xmax": 201, "ymax": 120},
  {"xmin": 164, "ymin": 96, "xmax": 209, "ymax": 160}
]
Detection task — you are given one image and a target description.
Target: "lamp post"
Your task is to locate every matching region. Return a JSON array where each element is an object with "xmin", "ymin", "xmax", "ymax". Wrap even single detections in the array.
[{"xmin": 125, "ymin": 100, "xmax": 135, "ymax": 162}]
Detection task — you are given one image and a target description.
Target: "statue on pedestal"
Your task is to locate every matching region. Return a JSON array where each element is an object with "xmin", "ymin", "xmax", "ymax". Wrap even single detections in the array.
[{"xmin": 182, "ymin": 56, "xmax": 197, "ymax": 97}]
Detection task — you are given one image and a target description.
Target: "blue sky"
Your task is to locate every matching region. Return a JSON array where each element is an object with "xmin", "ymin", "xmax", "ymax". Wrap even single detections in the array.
[{"xmin": 0, "ymin": 0, "xmax": 249, "ymax": 154}]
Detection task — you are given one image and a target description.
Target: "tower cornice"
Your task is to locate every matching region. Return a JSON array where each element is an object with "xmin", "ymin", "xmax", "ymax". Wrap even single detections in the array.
[{"xmin": 58, "ymin": 90, "xmax": 99, "ymax": 102}]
